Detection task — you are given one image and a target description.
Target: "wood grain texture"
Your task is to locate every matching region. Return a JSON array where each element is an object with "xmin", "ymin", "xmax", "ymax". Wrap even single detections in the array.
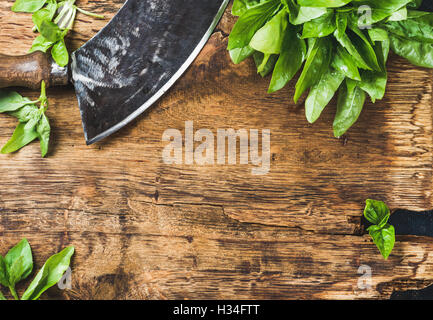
[{"xmin": 0, "ymin": 0, "xmax": 433, "ymax": 299}]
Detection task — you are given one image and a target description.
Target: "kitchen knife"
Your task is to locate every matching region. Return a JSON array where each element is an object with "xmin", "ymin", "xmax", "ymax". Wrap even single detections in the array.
[{"xmin": 0, "ymin": 0, "xmax": 229, "ymax": 145}]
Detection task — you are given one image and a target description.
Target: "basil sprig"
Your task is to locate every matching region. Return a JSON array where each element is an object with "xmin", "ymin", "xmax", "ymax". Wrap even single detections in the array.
[
  {"xmin": 364, "ymin": 199, "xmax": 396, "ymax": 260},
  {"xmin": 229, "ymin": 0, "xmax": 433, "ymax": 137},
  {"xmin": 12, "ymin": 0, "xmax": 104, "ymax": 67},
  {"xmin": 0, "ymin": 238, "xmax": 74, "ymax": 300},
  {"xmin": 0, "ymin": 81, "xmax": 51, "ymax": 157}
]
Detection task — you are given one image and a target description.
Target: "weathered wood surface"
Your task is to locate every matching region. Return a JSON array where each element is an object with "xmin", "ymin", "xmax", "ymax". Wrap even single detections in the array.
[{"xmin": 0, "ymin": 0, "xmax": 433, "ymax": 299}]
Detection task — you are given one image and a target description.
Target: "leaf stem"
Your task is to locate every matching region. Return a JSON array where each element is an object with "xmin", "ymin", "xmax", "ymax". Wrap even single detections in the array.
[
  {"xmin": 76, "ymin": 7, "xmax": 105, "ymax": 19},
  {"xmin": 9, "ymin": 286, "xmax": 19, "ymax": 300}
]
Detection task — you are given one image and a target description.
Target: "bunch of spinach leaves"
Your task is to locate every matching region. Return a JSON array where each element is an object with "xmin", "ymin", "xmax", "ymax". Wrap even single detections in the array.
[
  {"xmin": 229, "ymin": 0, "xmax": 433, "ymax": 137},
  {"xmin": 12, "ymin": 0, "xmax": 104, "ymax": 67},
  {"xmin": 0, "ymin": 81, "xmax": 50, "ymax": 157},
  {"xmin": 364, "ymin": 199, "xmax": 395, "ymax": 260},
  {"xmin": 0, "ymin": 238, "xmax": 74, "ymax": 300}
]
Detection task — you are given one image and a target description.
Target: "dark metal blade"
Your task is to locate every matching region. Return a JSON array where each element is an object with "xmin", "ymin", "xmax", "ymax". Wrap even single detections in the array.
[{"xmin": 71, "ymin": 0, "xmax": 229, "ymax": 144}]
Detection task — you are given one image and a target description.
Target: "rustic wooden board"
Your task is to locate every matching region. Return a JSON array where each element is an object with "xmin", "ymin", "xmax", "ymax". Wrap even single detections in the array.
[{"xmin": 0, "ymin": 0, "xmax": 433, "ymax": 299}]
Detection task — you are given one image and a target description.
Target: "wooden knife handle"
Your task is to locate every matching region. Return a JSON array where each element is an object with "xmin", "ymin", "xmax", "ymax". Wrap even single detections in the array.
[{"xmin": 0, "ymin": 51, "xmax": 69, "ymax": 89}]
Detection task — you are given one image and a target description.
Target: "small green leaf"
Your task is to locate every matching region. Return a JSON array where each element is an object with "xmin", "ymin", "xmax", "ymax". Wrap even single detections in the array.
[
  {"xmin": 1, "ymin": 122, "xmax": 39, "ymax": 155},
  {"xmin": 364, "ymin": 199, "xmax": 390, "ymax": 226},
  {"xmin": 363, "ymin": 199, "xmax": 395, "ymax": 260},
  {"xmin": 29, "ymin": 35, "xmax": 54, "ymax": 54},
  {"xmin": 5, "ymin": 239, "xmax": 33, "ymax": 285},
  {"xmin": 229, "ymin": 46, "xmax": 255, "ymax": 64},
  {"xmin": 228, "ymin": 0, "xmax": 281, "ymax": 50},
  {"xmin": 388, "ymin": 33, "xmax": 433, "ymax": 68},
  {"xmin": 331, "ymin": 45, "xmax": 361, "ymax": 81},
  {"xmin": 301, "ymin": 10, "xmax": 336, "ymax": 39},
  {"xmin": 305, "ymin": 68, "xmax": 345, "ymax": 123},
  {"xmin": 51, "ymin": 39, "xmax": 69, "ymax": 67},
  {"xmin": 253, "ymin": 52, "xmax": 278, "ymax": 77},
  {"xmin": 11, "ymin": 0, "xmax": 47, "ymax": 13},
  {"xmin": 294, "ymin": 37, "xmax": 333, "ymax": 103},
  {"xmin": 0, "ymin": 91, "xmax": 29, "ymax": 113},
  {"xmin": 368, "ymin": 224, "xmax": 395, "ymax": 260},
  {"xmin": 32, "ymin": 4, "xmax": 57, "ymax": 32},
  {"xmin": 269, "ymin": 26, "xmax": 306, "ymax": 93},
  {"xmin": 333, "ymin": 79, "xmax": 366, "ymax": 137},
  {"xmin": 37, "ymin": 113, "xmax": 50, "ymax": 157},
  {"xmin": 0, "ymin": 290, "xmax": 6, "ymax": 300},
  {"xmin": 232, "ymin": 0, "xmax": 261, "ymax": 16},
  {"xmin": 8, "ymin": 104, "xmax": 39, "ymax": 122},
  {"xmin": 21, "ymin": 246, "xmax": 74, "ymax": 300},
  {"xmin": 291, "ymin": 7, "xmax": 328, "ymax": 25},
  {"xmin": 250, "ymin": 9, "xmax": 288, "ymax": 54},
  {"xmin": 40, "ymin": 19, "xmax": 63, "ymax": 43}
]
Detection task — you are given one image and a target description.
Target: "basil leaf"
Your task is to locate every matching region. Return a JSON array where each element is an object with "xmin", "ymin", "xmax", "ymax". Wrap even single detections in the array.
[
  {"xmin": 352, "ymin": 0, "xmax": 413, "ymax": 11},
  {"xmin": 32, "ymin": 2, "xmax": 57, "ymax": 32},
  {"xmin": 12, "ymin": 0, "xmax": 47, "ymax": 13},
  {"xmin": 250, "ymin": 9, "xmax": 288, "ymax": 54},
  {"xmin": 389, "ymin": 33, "xmax": 433, "ymax": 68},
  {"xmin": 228, "ymin": 0, "xmax": 281, "ymax": 50},
  {"xmin": 253, "ymin": 52, "xmax": 278, "ymax": 76},
  {"xmin": 37, "ymin": 113, "xmax": 50, "ymax": 157},
  {"xmin": 368, "ymin": 28, "xmax": 389, "ymax": 42},
  {"xmin": 229, "ymin": 46, "xmax": 255, "ymax": 64},
  {"xmin": 347, "ymin": 18, "xmax": 381, "ymax": 71},
  {"xmin": 5, "ymin": 239, "xmax": 33, "ymax": 286},
  {"xmin": 269, "ymin": 26, "xmax": 306, "ymax": 93},
  {"xmin": 385, "ymin": 13, "xmax": 433, "ymax": 43},
  {"xmin": 291, "ymin": 7, "xmax": 328, "ymax": 25},
  {"xmin": 368, "ymin": 224, "xmax": 395, "ymax": 260},
  {"xmin": 364, "ymin": 199, "xmax": 391, "ymax": 226},
  {"xmin": 232, "ymin": 0, "xmax": 261, "ymax": 16},
  {"xmin": 305, "ymin": 68, "xmax": 345, "ymax": 123},
  {"xmin": 29, "ymin": 34, "xmax": 54, "ymax": 53},
  {"xmin": 331, "ymin": 45, "xmax": 361, "ymax": 81},
  {"xmin": 297, "ymin": 0, "xmax": 352, "ymax": 8},
  {"xmin": 0, "ymin": 91, "xmax": 29, "ymax": 113},
  {"xmin": 359, "ymin": 70, "xmax": 387, "ymax": 103},
  {"xmin": 51, "ymin": 38, "xmax": 69, "ymax": 67},
  {"xmin": 40, "ymin": 19, "xmax": 63, "ymax": 43},
  {"xmin": 1, "ymin": 122, "xmax": 39, "ymax": 154},
  {"xmin": 302, "ymin": 9, "xmax": 336, "ymax": 39},
  {"xmin": 333, "ymin": 79, "xmax": 366, "ymax": 137},
  {"xmin": 388, "ymin": 7, "xmax": 408, "ymax": 21},
  {"xmin": 8, "ymin": 104, "xmax": 39, "ymax": 122},
  {"xmin": 0, "ymin": 256, "xmax": 9, "ymax": 287},
  {"xmin": 21, "ymin": 247, "xmax": 74, "ymax": 300},
  {"xmin": 294, "ymin": 37, "xmax": 333, "ymax": 103},
  {"xmin": 358, "ymin": 41, "xmax": 389, "ymax": 102}
]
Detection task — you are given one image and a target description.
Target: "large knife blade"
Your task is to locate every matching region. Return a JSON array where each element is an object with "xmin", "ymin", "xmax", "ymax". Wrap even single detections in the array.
[{"xmin": 0, "ymin": 0, "xmax": 229, "ymax": 145}]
